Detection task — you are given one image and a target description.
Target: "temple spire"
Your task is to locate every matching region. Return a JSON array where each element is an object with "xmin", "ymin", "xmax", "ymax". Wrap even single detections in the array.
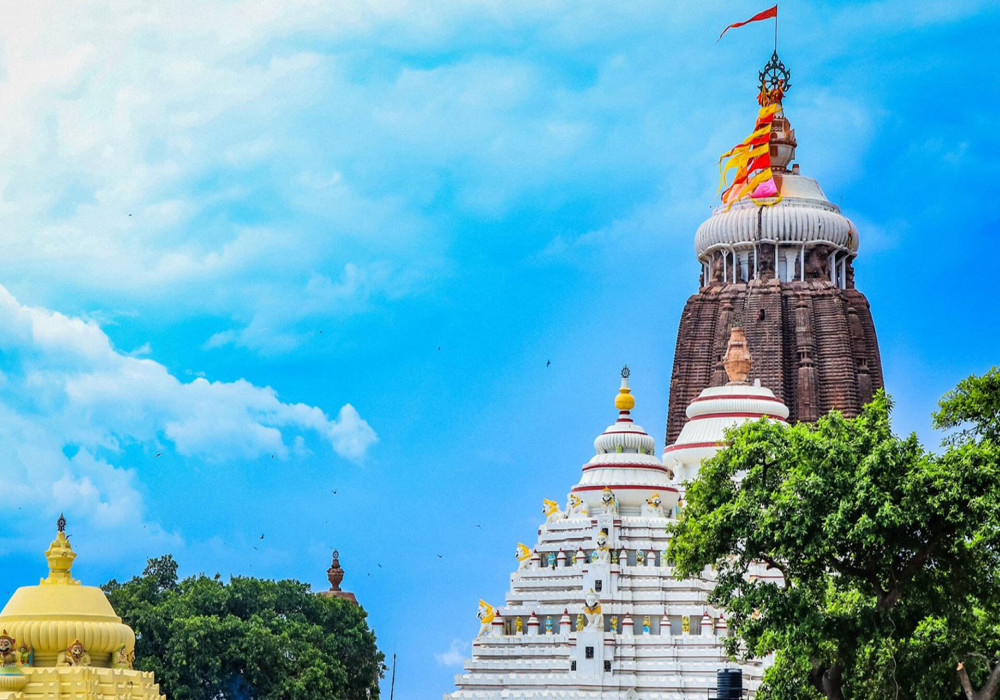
[
  {"xmin": 42, "ymin": 517, "xmax": 78, "ymax": 586},
  {"xmin": 615, "ymin": 365, "xmax": 635, "ymax": 415}
]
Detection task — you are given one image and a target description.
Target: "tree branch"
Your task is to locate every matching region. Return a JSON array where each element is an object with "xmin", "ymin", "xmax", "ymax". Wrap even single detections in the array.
[{"xmin": 759, "ymin": 554, "xmax": 791, "ymax": 591}]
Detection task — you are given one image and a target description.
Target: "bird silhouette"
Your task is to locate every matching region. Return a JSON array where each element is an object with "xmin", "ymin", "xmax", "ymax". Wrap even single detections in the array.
[
  {"xmin": 546, "ymin": 360, "xmax": 551, "ymax": 367},
  {"xmin": 259, "ymin": 534, "xmax": 264, "ymax": 540},
  {"xmin": 155, "ymin": 453, "xmax": 162, "ymax": 458}
]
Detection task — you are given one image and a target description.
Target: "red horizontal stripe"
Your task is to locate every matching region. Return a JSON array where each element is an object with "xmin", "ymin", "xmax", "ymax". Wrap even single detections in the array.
[
  {"xmin": 581, "ymin": 463, "xmax": 669, "ymax": 472},
  {"xmin": 690, "ymin": 394, "xmax": 784, "ymax": 404},
  {"xmin": 689, "ymin": 412, "xmax": 786, "ymax": 421},
  {"xmin": 571, "ymin": 484, "xmax": 678, "ymax": 493},
  {"xmin": 662, "ymin": 441, "xmax": 724, "ymax": 454}
]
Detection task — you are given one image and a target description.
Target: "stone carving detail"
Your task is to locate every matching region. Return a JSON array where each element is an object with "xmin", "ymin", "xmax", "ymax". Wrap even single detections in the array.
[
  {"xmin": 543, "ymin": 499, "xmax": 566, "ymax": 522},
  {"xmin": 590, "ymin": 529, "xmax": 611, "ymax": 564},
  {"xmin": 112, "ymin": 644, "xmax": 134, "ymax": 670},
  {"xmin": 16, "ymin": 646, "xmax": 31, "ymax": 668},
  {"xmin": 0, "ymin": 631, "xmax": 19, "ymax": 669},
  {"xmin": 565, "ymin": 494, "xmax": 588, "ymax": 518},
  {"xmin": 641, "ymin": 493, "xmax": 666, "ymax": 517},
  {"xmin": 598, "ymin": 487, "xmax": 618, "ymax": 516},
  {"xmin": 666, "ymin": 283, "xmax": 882, "ymax": 443},
  {"xmin": 516, "ymin": 544, "xmax": 532, "ymax": 570},
  {"xmin": 57, "ymin": 640, "xmax": 91, "ymax": 667},
  {"xmin": 583, "ymin": 591, "xmax": 603, "ymax": 630},
  {"xmin": 477, "ymin": 601, "xmax": 495, "ymax": 638}
]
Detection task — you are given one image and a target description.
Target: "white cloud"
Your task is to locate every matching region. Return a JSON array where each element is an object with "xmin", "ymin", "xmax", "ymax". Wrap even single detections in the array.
[
  {"xmin": 0, "ymin": 284, "xmax": 376, "ymax": 554},
  {"xmin": 435, "ymin": 639, "xmax": 467, "ymax": 667}
]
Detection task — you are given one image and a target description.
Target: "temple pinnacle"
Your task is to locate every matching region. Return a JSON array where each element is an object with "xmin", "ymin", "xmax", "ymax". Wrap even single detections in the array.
[
  {"xmin": 57, "ymin": 513, "xmax": 66, "ymax": 533},
  {"xmin": 615, "ymin": 366, "xmax": 635, "ymax": 411}
]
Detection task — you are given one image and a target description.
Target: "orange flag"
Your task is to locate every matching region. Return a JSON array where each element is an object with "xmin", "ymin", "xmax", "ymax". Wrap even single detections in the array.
[{"xmin": 718, "ymin": 5, "xmax": 778, "ymax": 42}]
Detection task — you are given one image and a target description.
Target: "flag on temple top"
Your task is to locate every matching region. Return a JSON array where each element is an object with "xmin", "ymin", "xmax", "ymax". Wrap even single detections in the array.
[
  {"xmin": 718, "ymin": 101, "xmax": 781, "ymax": 209},
  {"xmin": 717, "ymin": 5, "xmax": 778, "ymax": 42}
]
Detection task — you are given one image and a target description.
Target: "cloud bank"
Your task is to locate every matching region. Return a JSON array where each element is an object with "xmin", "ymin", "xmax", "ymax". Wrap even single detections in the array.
[{"xmin": 0, "ymin": 284, "xmax": 376, "ymax": 552}]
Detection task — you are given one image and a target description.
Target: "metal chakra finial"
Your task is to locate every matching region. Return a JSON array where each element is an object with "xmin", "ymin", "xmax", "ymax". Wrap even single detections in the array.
[
  {"xmin": 57, "ymin": 514, "xmax": 66, "ymax": 533},
  {"xmin": 758, "ymin": 50, "xmax": 791, "ymax": 101},
  {"xmin": 621, "ymin": 365, "xmax": 630, "ymax": 379}
]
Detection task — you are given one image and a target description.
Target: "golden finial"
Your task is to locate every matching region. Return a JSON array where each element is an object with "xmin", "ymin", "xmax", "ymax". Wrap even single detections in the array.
[
  {"xmin": 42, "ymin": 516, "xmax": 79, "ymax": 586},
  {"xmin": 723, "ymin": 327, "xmax": 752, "ymax": 384},
  {"xmin": 615, "ymin": 365, "xmax": 635, "ymax": 411}
]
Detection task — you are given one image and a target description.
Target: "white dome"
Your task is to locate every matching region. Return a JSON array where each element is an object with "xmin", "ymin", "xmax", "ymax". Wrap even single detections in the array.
[
  {"xmin": 663, "ymin": 381, "xmax": 789, "ymax": 484},
  {"xmin": 571, "ymin": 373, "xmax": 676, "ymax": 514},
  {"xmin": 694, "ymin": 174, "xmax": 858, "ymax": 258}
]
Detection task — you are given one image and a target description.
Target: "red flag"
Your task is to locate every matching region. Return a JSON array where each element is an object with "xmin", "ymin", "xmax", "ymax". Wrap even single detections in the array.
[{"xmin": 718, "ymin": 5, "xmax": 778, "ymax": 42}]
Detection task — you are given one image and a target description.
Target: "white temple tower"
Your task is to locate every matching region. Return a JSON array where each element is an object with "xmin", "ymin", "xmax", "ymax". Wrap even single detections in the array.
[{"xmin": 447, "ymin": 346, "xmax": 789, "ymax": 699}]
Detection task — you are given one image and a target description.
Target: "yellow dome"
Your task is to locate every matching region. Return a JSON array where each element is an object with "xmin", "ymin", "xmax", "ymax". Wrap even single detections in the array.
[{"xmin": 0, "ymin": 522, "xmax": 135, "ymax": 668}]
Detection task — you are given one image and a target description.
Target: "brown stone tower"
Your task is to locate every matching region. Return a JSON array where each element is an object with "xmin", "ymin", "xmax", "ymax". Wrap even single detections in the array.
[{"xmin": 665, "ymin": 55, "xmax": 883, "ymax": 445}]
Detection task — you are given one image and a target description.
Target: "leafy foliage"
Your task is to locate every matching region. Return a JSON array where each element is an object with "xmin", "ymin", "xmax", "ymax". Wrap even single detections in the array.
[
  {"xmin": 103, "ymin": 556, "xmax": 384, "ymax": 700},
  {"xmin": 668, "ymin": 371, "xmax": 1000, "ymax": 700}
]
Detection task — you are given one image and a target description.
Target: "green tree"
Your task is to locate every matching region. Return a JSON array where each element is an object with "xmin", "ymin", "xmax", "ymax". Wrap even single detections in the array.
[
  {"xmin": 667, "ymin": 371, "xmax": 1000, "ymax": 700},
  {"xmin": 103, "ymin": 555, "xmax": 384, "ymax": 700}
]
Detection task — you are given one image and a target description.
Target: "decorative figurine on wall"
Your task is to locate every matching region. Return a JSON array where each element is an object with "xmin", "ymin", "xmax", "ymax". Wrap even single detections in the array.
[
  {"xmin": 583, "ymin": 590, "xmax": 603, "ymax": 630},
  {"xmin": 610, "ymin": 615, "xmax": 619, "ymax": 633},
  {"xmin": 545, "ymin": 616, "xmax": 553, "ymax": 635},
  {"xmin": 516, "ymin": 543, "xmax": 532, "ymax": 570},
  {"xmin": 112, "ymin": 644, "xmax": 134, "ymax": 670},
  {"xmin": 641, "ymin": 493, "xmax": 665, "ymax": 517},
  {"xmin": 576, "ymin": 614, "xmax": 585, "ymax": 632},
  {"xmin": 566, "ymin": 494, "xmax": 588, "ymax": 518},
  {"xmin": 681, "ymin": 615, "xmax": 691, "ymax": 634},
  {"xmin": 16, "ymin": 645, "xmax": 31, "ymax": 668},
  {"xmin": 598, "ymin": 487, "xmax": 618, "ymax": 516},
  {"xmin": 636, "ymin": 549, "xmax": 645, "ymax": 565},
  {"xmin": 544, "ymin": 499, "xmax": 566, "ymax": 522},
  {"xmin": 477, "ymin": 600, "xmax": 496, "ymax": 637},
  {"xmin": 58, "ymin": 640, "xmax": 90, "ymax": 667},
  {"xmin": 546, "ymin": 551, "xmax": 556, "ymax": 568},
  {"xmin": 590, "ymin": 528, "xmax": 611, "ymax": 564},
  {"xmin": 642, "ymin": 615, "xmax": 651, "ymax": 635},
  {"xmin": 0, "ymin": 631, "xmax": 19, "ymax": 669},
  {"xmin": 515, "ymin": 617, "xmax": 524, "ymax": 634}
]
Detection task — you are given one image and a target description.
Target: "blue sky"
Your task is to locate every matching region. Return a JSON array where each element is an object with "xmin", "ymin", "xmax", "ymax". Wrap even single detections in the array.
[{"xmin": 0, "ymin": 0, "xmax": 996, "ymax": 696}]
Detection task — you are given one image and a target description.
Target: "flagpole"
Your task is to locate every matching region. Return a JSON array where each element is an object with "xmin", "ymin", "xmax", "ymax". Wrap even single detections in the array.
[{"xmin": 774, "ymin": 9, "xmax": 778, "ymax": 52}]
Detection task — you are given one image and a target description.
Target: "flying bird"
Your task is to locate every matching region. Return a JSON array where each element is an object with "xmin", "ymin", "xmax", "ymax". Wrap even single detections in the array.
[
  {"xmin": 155, "ymin": 453, "xmax": 162, "ymax": 458},
  {"xmin": 260, "ymin": 534, "xmax": 264, "ymax": 540},
  {"xmin": 546, "ymin": 360, "xmax": 551, "ymax": 367}
]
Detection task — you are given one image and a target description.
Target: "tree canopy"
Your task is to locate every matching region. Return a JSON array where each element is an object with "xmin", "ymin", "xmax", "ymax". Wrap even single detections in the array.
[
  {"xmin": 103, "ymin": 556, "xmax": 384, "ymax": 700},
  {"xmin": 667, "ymin": 369, "xmax": 1000, "ymax": 700}
]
